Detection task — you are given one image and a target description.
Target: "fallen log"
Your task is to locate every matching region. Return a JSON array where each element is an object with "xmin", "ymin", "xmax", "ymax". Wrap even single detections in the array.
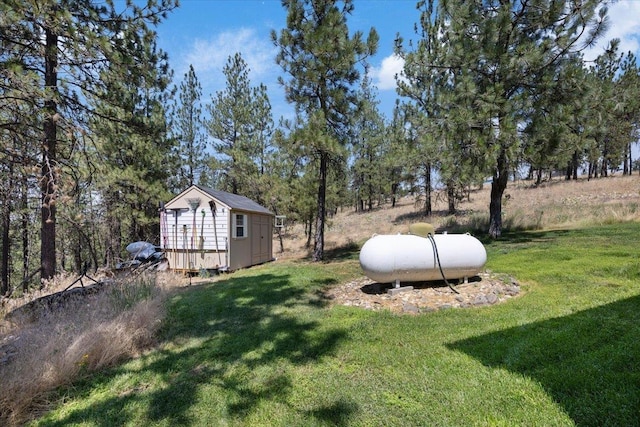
[{"xmin": 4, "ymin": 278, "xmax": 111, "ymax": 322}]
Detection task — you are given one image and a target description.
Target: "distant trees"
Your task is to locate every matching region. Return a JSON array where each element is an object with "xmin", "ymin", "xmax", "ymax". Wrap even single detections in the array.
[
  {"xmin": 584, "ymin": 42, "xmax": 640, "ymax": 178},
  {"xmin": 264, "ymin": 0, "xmax": 640, "ymax": 250},
  {"xmin": 618, "ymin": 54, "xmax": 640, "ymax": 175},
  {"xmin": 351, "ymin": 72, "xmax": 387, "ymax": 212}
]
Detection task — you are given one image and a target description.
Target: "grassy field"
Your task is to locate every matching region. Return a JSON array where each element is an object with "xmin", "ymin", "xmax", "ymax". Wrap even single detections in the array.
[{"xmin": 29, "ymin": 220, "xmax": 640, "ymax": 426}]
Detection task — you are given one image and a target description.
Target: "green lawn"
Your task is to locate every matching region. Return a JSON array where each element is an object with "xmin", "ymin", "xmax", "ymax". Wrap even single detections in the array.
[{"xmin": 33, "ymin": 223, "xmax": 640, "ymax": 426}]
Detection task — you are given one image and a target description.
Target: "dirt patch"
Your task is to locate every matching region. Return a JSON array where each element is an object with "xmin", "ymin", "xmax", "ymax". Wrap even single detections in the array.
[{"xmin": 324, "ymin": 272, "xmax": 520, "ymax": 314}]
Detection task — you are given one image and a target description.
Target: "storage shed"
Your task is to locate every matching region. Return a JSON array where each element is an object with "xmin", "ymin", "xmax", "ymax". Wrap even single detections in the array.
[{"xmin": 160, "ymin": 185, "xmax": 274, "ymax": 273}]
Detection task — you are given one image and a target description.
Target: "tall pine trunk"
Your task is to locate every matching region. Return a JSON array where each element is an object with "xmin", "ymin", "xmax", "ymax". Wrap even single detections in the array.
[
  {"xmin": 305, "ymin": 215, "xmax": 313, "ymax": 249},
  {"xmin": 566, "ymin": 151, "xmax": 578, "ymax": 180},
  {"xmin": 488, "ymin": 148, "xmax": 509, "ymax": 238},
  {"xmin": 391, "ymin": 182, "xmax": 398, "ymax": 208},
  {"xmin": 447, "ymin": 184, "xmax": 456, "ymax": 215},
  {"xmin": 535, "ymin": 168, "xmax": 543, "ymax": 185},
  {"xmin": 624, "ymin": 142, "xmax": 632, "ymax": 175},
  {"xmin": 312, "ymin": 152, "xmax": 328, "ymax": 261},
  {"xmin": 367, "ymin": 177, "xmax": 373, "ymax": 211},
  {"xmin": 21, "ymin": 173, "xmax": 30, "ymax": 293},
  {"xmin": 1, "ymin": 167, "xmax": 10, "ymax": 296},
  {"xmin": 41, "ymin": 25, "xmax": 58, "ymax": 282},
  {"xmin": 423, "ymin": 162, "xmax": 432, "ymax": 216}
]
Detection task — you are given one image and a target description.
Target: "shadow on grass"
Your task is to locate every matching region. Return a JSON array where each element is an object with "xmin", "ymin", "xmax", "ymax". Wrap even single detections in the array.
[
  {"xmin": 448, "ymin": 295, "xmax": 640, "ymax": 426},
  {"xmin": 306, "ymin": 400, "xmax": 359, "ymax": 426},
  {"xmin": 296, "ymin": 241, "xmax": 361, "ymax": 263},
  {"xmin": 322, "ymin": 241, "xmax": 360, "ymax": 261},
  {"xmin": 392, "ymin": 207, "xmax": 485, "ymax": 230},
  {"xmin": 480, "ymin": 224, "xmax": 638, "ymax": 249},
  {"xmin": 473, "ymin": 229, "xmax": 573, "ymax": 247},
  {"xmin": 39, "ymin": 272, "xmax": 354, "ymax": 426},
  {"xmin": 392, "ymin": 208, "xmax": 473, "ymax": 225}
]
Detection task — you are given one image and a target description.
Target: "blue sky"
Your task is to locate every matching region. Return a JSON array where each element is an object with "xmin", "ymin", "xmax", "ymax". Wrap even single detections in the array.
[{"xmin": 155, "ymin": 0, "xmax": 640, "ymax": 121}]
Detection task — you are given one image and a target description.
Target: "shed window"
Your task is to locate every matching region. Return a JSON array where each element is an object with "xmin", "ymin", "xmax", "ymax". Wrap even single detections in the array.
[{"xmin": 233, "ymin": 213, "xmax": 247, "ymax": 238}]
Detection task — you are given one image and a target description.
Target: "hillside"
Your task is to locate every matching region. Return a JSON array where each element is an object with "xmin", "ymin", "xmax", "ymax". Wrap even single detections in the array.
[{"xmin": 278, "ymin": 175, "xmax": 640, "ymax": 259}]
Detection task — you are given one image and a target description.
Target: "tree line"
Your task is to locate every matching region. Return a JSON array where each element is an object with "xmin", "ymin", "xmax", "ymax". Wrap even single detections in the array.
[{"xmin": 1, "ymin": 0, "xmax": 638, "ymax": 295}]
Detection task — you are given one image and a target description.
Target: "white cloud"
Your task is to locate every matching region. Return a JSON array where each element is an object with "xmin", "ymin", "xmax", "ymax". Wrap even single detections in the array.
[
  {"xmin": 179, "ymin": 27, "xmax": 278, "ymax": 96},
  {"xmin": 371, "ymin": 54, "xmax": 405, "ymax": 91},
  {"xmin": 584, "ymin": 1, "xmax": 640, "ymax": 62}
]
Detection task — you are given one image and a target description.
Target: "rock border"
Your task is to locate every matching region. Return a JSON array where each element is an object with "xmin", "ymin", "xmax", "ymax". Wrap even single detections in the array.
[{"xmin": 324, "ymin": 272, "xmax": 520, "ymax": 314}]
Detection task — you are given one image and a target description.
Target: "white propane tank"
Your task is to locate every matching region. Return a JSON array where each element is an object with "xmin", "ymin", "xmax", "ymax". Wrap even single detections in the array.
[{"xmin": 359, "ymin": 233, "xmax": 487, "ymax": 284}]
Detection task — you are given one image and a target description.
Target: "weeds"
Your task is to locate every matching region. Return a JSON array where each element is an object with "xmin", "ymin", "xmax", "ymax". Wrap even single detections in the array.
[
  {"xmin": 0, "ymin": 273, "xmax": 172, "ymax": 426},
  {"xmin": 108, "ymin": 275, "xmax": 157, "ymax": 310}
]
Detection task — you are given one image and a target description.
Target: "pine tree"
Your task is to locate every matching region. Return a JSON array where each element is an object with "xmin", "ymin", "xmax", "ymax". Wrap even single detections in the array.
[
  {"xmin": 207, "ymin": 53, "xmax": 274, "ymax": 202},
  {"xmin": 587, "ymin": 41, "xmax": 623, "ymax": 177},
  {"xmin": 272, "ymin": 0, "xmax": 378, "ymax": 261},
  {"xmin": 403, "ymin": 106, "xmax": 436, "ymax": 216},
  {"xmin": 351, "ymin": 72, "xmax": 386, "ymax": 212},
  {"xmin": 90, "ymin": 33, "xmax": 174, "ymax": 264},
  {"xmin": 522, "ymin": 55, "xmax": 587, "ymax": 184},
  {"xmin": 382, "ymin": 105, "xmax": 402, "ymax": 208},
  {"xmin": 0, "ymin": 94, "xmax": 40, "ymax": 293},
  {"xmin": 618, "ymin": 53, "xmax": 640, "ymax": 175},
  {"xmin": 585, "ymin": 45, "xmax": 640, "ymax": 177},
  {"xmin": 0, "ymin": 0, "xmax": 177, "ymax": 281},
  {"xmin": 250, "ymin": 83, "xmax": 275, "ymax": 205},
  {"xmin": 403, "ymin": 0, "xmax": 609, "ymax": 237},
  {"xmin": 395, "ymin": 0, "xmax": 455, "ymax": 216},
  {"xmin": 171, "ymin": 64, "xmax": 206, "ymax": 189}
]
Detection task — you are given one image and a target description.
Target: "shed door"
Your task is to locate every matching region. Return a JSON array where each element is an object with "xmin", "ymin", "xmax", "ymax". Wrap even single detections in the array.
[{"xmin": 251, "ymin": 215, "xmax": 271, "ymax": 264}]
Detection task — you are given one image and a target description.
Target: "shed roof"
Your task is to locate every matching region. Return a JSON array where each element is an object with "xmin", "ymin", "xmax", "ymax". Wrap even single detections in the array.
[{"xmin": 196, "ymin": 185, "xmax": 273, "ymax": 215}]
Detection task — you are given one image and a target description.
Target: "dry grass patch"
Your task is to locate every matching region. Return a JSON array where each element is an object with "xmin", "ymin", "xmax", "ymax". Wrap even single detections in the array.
[
  {"xmin": 277, "ymin": 175, "xmax": 640, "ymax": 259},
  {"xmin": 0, "ymin": 271, "xmax": 187, "ymax": 426}
]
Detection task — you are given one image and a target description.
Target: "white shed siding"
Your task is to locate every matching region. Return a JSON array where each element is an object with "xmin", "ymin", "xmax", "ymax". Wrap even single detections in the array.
[
  {"xmin": 200, "ymin": 209, "xmax": 229, "ymax": 251},
  {"xmin": 161, "ymin": 208, "xmax": 228, "ymax": 251}
]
